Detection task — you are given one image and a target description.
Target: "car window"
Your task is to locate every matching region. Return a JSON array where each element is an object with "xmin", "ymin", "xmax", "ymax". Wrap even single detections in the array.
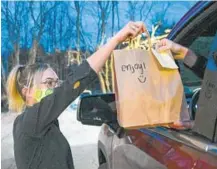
[
  {"xmin": 190, "ymin": 36, "xmax": 214, "ymax": 58},
  {"xmin": 178, "ymin": 26, "xmax": 216, "ymax": 91},
  {"xmin": 167, "ymin": 4, "xmax": 217, "ymax": 149}
]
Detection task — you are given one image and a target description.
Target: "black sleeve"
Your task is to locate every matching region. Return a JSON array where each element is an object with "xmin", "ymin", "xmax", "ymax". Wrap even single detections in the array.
[
  {"xmin": 183, "ymin": 50, "xmax": 208, "ymax": 79},
  {"xmin": 21, "ymin": 61, "xmax": 98, "ymax": 136}
]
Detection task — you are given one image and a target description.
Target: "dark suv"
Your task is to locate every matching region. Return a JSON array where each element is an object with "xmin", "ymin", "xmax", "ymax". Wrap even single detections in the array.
[{"xmin": 77, "ymin": 2, "xmax": 217, "ymax": 169}]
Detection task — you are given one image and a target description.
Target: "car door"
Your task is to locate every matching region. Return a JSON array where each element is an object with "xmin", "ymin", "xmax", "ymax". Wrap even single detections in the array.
[
  {"xmin": 193, "ymin": 21, "xmax": 217, "ymax": 169},
  {"xmin": 112, "ymin": 2, "xmax": 217, "ymax": 169}
]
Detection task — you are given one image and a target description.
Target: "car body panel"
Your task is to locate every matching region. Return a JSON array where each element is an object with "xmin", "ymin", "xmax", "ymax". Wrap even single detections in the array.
[
  {"xmin": 112, "ymin": 143, "xmax": 167, "ymax": 169},
  {"xmin": 98, "ymin": 124, "xmax": 114, "ymax": 169},
  {"xmin": 126, "ymin": 129, "xmax": 199, "ymax": 169},
  {"xmin": 126, "ymin": 128, "xmax": 217, "ymax": 168},
  {"xmin": 196, "ymin": 153, "xmax": 217, "ymax": 169}
]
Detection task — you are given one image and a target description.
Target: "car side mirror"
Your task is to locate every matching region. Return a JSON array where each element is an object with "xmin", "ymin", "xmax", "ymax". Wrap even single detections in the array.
[{"xmin": 77, "ymin": 93, "xmax": 117, "ymax": 126}]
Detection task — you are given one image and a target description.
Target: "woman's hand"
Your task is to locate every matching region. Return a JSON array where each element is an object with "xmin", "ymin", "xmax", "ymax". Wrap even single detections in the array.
[
  {"xmin": 156, "ymin": 39, "xmax": 189, "ymax": 60},
  {"xmin": 113, "ymin": 21, "xmax": 146, "ymax": 43},
  {"xmin": 87, "ymin": 21, "xmax": 146, "ymax": 73}
]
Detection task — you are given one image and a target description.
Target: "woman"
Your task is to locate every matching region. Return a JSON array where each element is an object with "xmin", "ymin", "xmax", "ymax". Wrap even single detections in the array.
[{"xmin": 8, "ymin": 21, "xmax": 146, "ymax": 169}]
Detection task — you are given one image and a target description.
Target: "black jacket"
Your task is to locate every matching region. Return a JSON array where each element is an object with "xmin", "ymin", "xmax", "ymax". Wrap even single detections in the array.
[
  {"xmin": 183, "ymin": 50, "xmax": 207, "ymax": 78},
  {"xmin": 13, "ymin": 61, "xmax": 98, "ymax": 169}
]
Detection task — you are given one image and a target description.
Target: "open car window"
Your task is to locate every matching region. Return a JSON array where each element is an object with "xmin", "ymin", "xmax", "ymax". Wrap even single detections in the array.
[
  {"xmin": 157, "ymin": 3, "xmax": 217, "ymax": 155},
  {"xmin": 190, "ymin": 36, "xmax": 215, "ymax": 58},
  {"xmin": 178, "ymin": 16, "xmax": 217, "ymax": 92}
]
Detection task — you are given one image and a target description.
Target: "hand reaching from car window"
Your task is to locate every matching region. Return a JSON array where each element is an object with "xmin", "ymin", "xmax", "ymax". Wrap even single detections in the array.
[
  {"xmin": 156, "ymin": 38, "xmax": 189, "ymax": 60},
  {"xmin": 169, "ymin": 121, "xmax": 195, "ymax": 130}
]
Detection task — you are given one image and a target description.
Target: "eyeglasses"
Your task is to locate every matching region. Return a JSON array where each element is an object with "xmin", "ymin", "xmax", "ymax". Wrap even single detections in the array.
[{"xmin": 41, "ymin": 79, "xmax": 63, "ymax": 89}]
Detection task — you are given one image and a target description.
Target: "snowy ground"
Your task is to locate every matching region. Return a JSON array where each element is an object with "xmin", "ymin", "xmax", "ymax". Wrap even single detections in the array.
[{"xmin": 1, "ymin": 107, "xmax": 101, "ymax": 169}]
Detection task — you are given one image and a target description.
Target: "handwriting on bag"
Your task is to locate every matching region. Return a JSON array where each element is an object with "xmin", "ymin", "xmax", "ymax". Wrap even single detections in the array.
[
  {"xmin": 121, "ymin": 62, "xmax": 147, "ymax": 83},
  {"xmin": 205, "ymin": 80, "xmax": 216, "ymax": 99}
]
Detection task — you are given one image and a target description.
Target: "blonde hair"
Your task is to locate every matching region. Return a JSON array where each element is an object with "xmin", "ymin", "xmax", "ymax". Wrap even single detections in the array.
[{"xmin": 6, "ymin": 63, "xmax": 50, "ymax": 112}]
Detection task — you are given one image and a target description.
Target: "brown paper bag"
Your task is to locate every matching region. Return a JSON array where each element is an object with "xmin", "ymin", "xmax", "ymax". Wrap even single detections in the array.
[{"xmin": 113, "ymin": 34, "xmax": 184, "ymax": 129}]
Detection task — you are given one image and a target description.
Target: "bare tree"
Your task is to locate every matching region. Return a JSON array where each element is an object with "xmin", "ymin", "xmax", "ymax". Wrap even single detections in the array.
[
  {"xmin": 127, "ymin": 1, "xmax": 139, "ymax": 21},
  {"xmin": 111, "ymin": 1, "xmax": 116, "ymax": 36},
  {"xmin": 97, "ymin": 1, "xmax": 111, "ymax": 45},
  {"xmin": 139, "ymin": 2, "xmax": 146, "ymax": 21},
  {"xmin": 1, "ymin": 60, "xmax": 8, "ymax": 111},
  {"xmin": 110, "ymin": 1, "xmax": 120, "ymax": 35},
  {"xmin": 74, "ymin": 1, "xmax": 82, "ymax": 64},
  {"xmin": 28, "ymin": 1, "xmax": 60, "ymax": 64},
  {"xmin": 115, "ymin": 2, "xmax": 120, "ymax": 30},
  {"xmin": 1, "ymin": 1, "xmax": 27, "ymax": 65},
  {"xmin": 142, "ymin": 2, "xmax": 154, "ymax": 22},
  {"xmin": 57, "ymin": 2, "xmax": 74, "ymax": 50},
  {"xmin": 150, "ymin": 2, "xmax": 172, "ymax": 34}
]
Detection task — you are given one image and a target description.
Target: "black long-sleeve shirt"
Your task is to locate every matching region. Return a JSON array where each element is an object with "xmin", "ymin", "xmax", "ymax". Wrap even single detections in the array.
[
  {"xmin": 183, "ymin": 50, "xmax": 207, "ymax": 78},
  {"xmin": 13, "ymin": 61, "xmax": 98, "ymax": 169}
]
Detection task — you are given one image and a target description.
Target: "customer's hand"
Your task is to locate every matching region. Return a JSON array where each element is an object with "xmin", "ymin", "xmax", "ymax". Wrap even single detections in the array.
[
  {"xmin": 114, "ymin": 21, "xmax": 146, "ymax": 44},
  {"xmin": 169, "ymin": 120, "xmax": 195, "ymax": 130},
  {"xmin": 156, "ymin": 39, "xmax": 189, "ymax": 60}
]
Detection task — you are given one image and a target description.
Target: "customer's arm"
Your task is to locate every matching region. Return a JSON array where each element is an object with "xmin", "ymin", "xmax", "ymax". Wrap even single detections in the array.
[
  {"xmin": 183, "ymin": 49, "xmax": 207, "ymax": 78},
  {"xmin": 157, "ymin": 39, "xmax": 207, "ymax": 78}
]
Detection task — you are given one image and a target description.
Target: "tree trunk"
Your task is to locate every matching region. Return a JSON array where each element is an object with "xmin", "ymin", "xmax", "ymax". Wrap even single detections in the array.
[
  {"xmin": 59, "ymin": 7, "xmax": 62, "ymax": 49},
  {"xmin": 1, "ymin": 64, "xmax": 8, "ymax": 112},
  {"xmin": 75, "ymin": 1, "xmax": 81, "ymax": 64},
  {"xmin": 143, "ymin": 2, "xmax": 153, "ymax": 21},
  {"xmin": 139, "ymin": 2, "xmax": 146, "ymax": 20},
  {"xmin": 1, "ymin": 64, "xmax": 7, "ymax": 92},
  {"xmin": 28, "ymin": 39, "xmax": 38, "ymax": 64},
  {"xmin": 116, "ymin": 2, "xmax": 120, "ymax": 30},
  {"xmin": 53, "ymin": 5, "xmax": 57, "ymax": 48},
  {"xmin": 97, "ymin": 1, "xmax": 110, "ymax": 45},
  {"xmin": 14, "ymin": 42, "xmax": 20, "ymax": 65},
  {"xmin": 128, "ymin": 1, "xmax": 136, "ymax": 21},
  {"xmin": 111, "ymin": 2, "xmax": 115, "ymax": 36}
]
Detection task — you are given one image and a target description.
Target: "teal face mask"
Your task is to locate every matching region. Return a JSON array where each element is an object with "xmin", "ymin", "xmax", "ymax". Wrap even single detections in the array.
[{"xmin": 33, "ymin": 88, "xmax": 53, "ymax": 102}]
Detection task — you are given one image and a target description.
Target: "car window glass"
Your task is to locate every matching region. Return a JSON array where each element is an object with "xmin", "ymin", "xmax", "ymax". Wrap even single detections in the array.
[
  {"xmin": 190, "ymin": 36, "xmax": 214, "ymax": 58},
  {"xmin": 178, "ymin": 25, "xmax": 216, "ymax": 90},
  {"xmin": 171, "ymin": 9, "xmax": 217, "ymax": 146}
]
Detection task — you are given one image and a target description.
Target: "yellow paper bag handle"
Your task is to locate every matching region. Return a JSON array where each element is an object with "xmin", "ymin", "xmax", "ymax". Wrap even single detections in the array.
[{"xmin": 144, "ymin": 29, "xmax": 152, "ymax": 47}]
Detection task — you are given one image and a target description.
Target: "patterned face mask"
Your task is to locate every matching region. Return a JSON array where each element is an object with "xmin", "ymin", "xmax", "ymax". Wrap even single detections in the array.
[{"xmin": 33, "ymin": 88, "xmax": 53, "ymax": 102}]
